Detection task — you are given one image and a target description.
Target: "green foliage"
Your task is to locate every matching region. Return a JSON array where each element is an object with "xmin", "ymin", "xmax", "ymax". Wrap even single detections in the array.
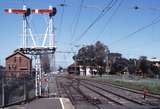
[
  {"xmin": 73, "ymin": 41, "xmax": 109, "ymax": 71},
  {"xmin": 72, "ymin": 42, "xmax": 160, "ymax": 77},
  {"xmin": 139, "ymin": 56, "xmax": 149, "ymax": 75},
  {"xmin": 110, "ymin": 58, "xmax": 129, "ymax": 74}
]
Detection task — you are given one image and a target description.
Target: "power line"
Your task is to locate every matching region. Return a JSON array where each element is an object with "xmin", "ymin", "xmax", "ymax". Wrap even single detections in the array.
[
  {"xmin": 56, "ymin": 61, "xmax": 71, "ymax": 63},
  {"xmin": 110, "ymin": 24, "xmax": 160, "ymax": 57},
  {"xmin": 93, "ymin": 0, "xmax": 124, "ymax": 42},
  {"xmin": 71, "ymin": 0, "xmax": 117, "ymax": 44},
  {"xmin": 109, "ymin": 15, "xmax": 160, "ymax": 46},
  {"xmin": 22, "ymin": 0, "xmax": 26, "ymax": 5},
  {"xmin": 82, "ymin": 5, "xmax": 102, "ymax": 11},
  {"xmin": 56, "ymin": 51, "xmax": 76, "ymax": 54},
  {"xmin": 70, "ymin": 0, "xmax": 84, "ymax": 41},
  {"xmin": 58, "ymin": 0, "xmax": 66, "ymax": 38}
]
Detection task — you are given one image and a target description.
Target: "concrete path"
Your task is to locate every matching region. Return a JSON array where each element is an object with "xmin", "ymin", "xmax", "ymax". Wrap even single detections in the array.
[{"xmin": 2, "ymin": 98, "xmax": 74, "ymax": 109}]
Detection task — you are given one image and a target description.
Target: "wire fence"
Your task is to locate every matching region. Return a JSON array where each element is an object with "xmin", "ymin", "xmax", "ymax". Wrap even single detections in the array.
[{"xmin": 0, "ymin": 71, "xmax": 35, "ymax": 107}]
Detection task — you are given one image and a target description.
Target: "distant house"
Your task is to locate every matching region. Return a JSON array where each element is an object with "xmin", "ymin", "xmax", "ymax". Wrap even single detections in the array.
[
  {"xmin": 68, "ymin": 63, "xmax": 94, "ymax": 76},
  {"xmin": 85, "ymin": 66, "xmax": 92, "ymax": 76},
  {"xmin": 148, "ymin": 58, "xmax": 160, "ymax": 68},
  {"xmin": 5, "ymin": 51, "xmax": 32, "ymax": 77},
  {"xmin": 67, "ymin": 63, "xmax": 80, "ymax": 75}
]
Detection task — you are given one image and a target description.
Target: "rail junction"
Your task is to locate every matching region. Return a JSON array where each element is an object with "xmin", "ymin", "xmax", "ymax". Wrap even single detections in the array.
[
  {"xmin": 55, "ymin": 74, "xmax": 160, "ymax": 109},
  {"xmin": 2, "ymin": 2, "xmax": 160, "ymax": 109}
]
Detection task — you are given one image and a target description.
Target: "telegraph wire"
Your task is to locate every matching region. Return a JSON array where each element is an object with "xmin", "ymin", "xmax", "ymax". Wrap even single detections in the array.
[
  {"xmin": 70, "ymin": 0, "xmax": 84, "ymax": 41},
  {"xmin": 107, "ymin": 7, "xmax": 160, "ymax": 59},
  {"xmin": 56, "ymin": 51, "xmax": 76, "ymax": 54},
  {"xmin": 71, "ymin": 0, "xmax": 117, "ymax": 44},
  {"xmin": 22, "ymin": 0, "xmax": 26, "ymax": 5},
  {"xmin": 82, "ymin": 5, "xmax": 102, "ymax": 11},
  {"xmin": 110, "ymin": 18, "xmax": 160, "ymax": 56},
  {"xmin": 58, "ymin": 0, "xmax": 66, "ymax": 38},
  {"xmin": 109, "ymin": 15, "xmax": 160, "ymax": 46},
  {"xmin": 93, "ymin": 0, "xmax": 124, "ymax": 42}
]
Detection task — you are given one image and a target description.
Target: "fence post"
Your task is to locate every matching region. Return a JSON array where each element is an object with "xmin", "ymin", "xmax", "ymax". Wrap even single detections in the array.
[
  {"xmin": 2, "ymin": 71, "xmax": 5, "ymax": 107},
  {"xmin": 23, "ymin": 75, "xmax": 26, "ymax": 102}
]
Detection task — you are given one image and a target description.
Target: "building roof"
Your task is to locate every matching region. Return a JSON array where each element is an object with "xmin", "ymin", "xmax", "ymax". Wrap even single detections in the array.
[
  {"xmin": 148, "ymin": 58, "xmax": 160, "ymax": 62},
  {"xmin": 6, "ymin": 51, "xmax": 31, "ymax": 60},
  {"xmin": 68, "ymin": 63, "xmax": 77, "ymax": 68}
]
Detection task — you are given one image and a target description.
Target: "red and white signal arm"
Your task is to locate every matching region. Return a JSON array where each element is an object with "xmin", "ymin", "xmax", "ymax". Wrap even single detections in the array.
[
  {"xmin": 4, "ymin": 9, "xmax": 27, "ymax": 14},
  {"xmin": 4, "ymin": 7, "xmax": 57, "ymax": 16}
]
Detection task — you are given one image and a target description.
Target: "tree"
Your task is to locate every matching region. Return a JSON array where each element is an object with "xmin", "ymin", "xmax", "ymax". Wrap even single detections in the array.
[
  {"xmin": 0, "ymin": 65, "xmax": 5, "ymax": 71},
  {"xmin": 128, "ymin": 59, "xmax": 139, "ymax": 75},
  {"xmin": 150, "ymin": 65, "xmax": 160, "ymax": 77},
  {"xmin": 73, "ymin": 41, "xmax": 109, "ymax": 75},
  {"xmin": 95, "ymin": 41, "xmax": 109, "ymax": 67},
  {"xmin": 110, "ymin": 58, "xmax": 129, "ymax": 74},
  {"xmin": 139, "ymin": 56, "xmax": 150, "ymax": 77}
]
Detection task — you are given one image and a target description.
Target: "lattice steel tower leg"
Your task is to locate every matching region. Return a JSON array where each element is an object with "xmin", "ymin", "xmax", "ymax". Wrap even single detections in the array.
[
  {"xmin": 22, "ymin": 5, "xmax": 27, "ymax": 48},
  {"xmin": 49, "ymin": 6, "xmax": 56, "ymax": 72}
]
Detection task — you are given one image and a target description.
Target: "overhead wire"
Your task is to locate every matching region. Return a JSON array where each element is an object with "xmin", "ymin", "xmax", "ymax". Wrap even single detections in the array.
[
  {"xmin": 58, "ymin": 0, "xmax": 66, "ymax": 38},
  {"xmin": 71, "ymin": 0, "xmax": 117, "ymax": 45},
  {"xmin": 22, "ymin": 0, "xmax": 26, "ymax": 5},
  {"xmin": 107, "ymin": 4, "xmax": 160, "ymax": 53},
  {"xmin": 108, "ymin": 15, "xmax": 160, "ymax": 46},
  {"xmin": 107, "ymin": 14, "xmax": 160, "ymax": 59},
  {"xmin": 93, "ymin": 0, "xmax": 124, "ymax": 42},
  {"xmin": 70, "ymin": 0, "xmax": 84, "ymax": 41}
]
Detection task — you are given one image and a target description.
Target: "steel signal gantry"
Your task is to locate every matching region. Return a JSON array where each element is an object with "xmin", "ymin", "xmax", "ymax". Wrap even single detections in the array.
[
  {"xmin": 5, "ymin": 5, "xmax": 57, "ymax": 48},
  {"xmin": 4, "ymin": 5, "xmax": 57, "ymax": 97}
]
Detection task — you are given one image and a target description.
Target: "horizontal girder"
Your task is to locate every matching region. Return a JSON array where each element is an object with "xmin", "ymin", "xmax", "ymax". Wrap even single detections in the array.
[
  {"xmin": 15, "ymin": 47, "xmax": 56, "ymax": 55},
  {"xmin": 4, "ymin": 8, "xmax": 56, "ymax": 16}
]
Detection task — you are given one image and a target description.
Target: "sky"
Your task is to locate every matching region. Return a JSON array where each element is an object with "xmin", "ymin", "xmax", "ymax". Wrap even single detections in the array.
[{"xmin": 0, "ymin": 0, "xmax": 160, "ymax": 67}]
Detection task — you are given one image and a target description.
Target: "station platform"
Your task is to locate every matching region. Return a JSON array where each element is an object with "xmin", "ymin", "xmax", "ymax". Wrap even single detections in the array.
[{"xmin": 3, "ymin": 98, "xmax": 74, "ymax": 109}]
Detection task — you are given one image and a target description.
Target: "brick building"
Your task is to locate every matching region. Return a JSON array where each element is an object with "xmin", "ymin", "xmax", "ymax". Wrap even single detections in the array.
[{"xmin": 5, "ymin": 51, "xmax": 32, "ymax": 77}]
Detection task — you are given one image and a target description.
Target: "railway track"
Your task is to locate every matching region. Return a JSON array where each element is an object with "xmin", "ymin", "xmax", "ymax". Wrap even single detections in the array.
[
  {"xmin": 71, "ymin": 84, "xmax": 102, "ymax": 109},
  {"xmin": 56, "ymin": 75, "xmax": 160, "ymax": 109},
  {"xmin": 72, "ymin": 76, "xmax": 160, "ymax": 107},
  {"xmin": 58, "ymin": 76, "xmax": 129, "ymax": 108},
  {"xmin": 81, "ymin": 81, "xmax": 144, "ymax": 106},
  {"xmin": 83, "ymin": 78, "xmax": 160, "ymax": 99},
  {"xmin": 56, "ymin": 76, "xmax": 108, "ymax": 109},
  {"xmin": 61, "ymin": 82, "xmax": 76, "ymax": 105},
  {"xmin": 80, "ymin": 79, "xmax": 160, "ymax": 106}
]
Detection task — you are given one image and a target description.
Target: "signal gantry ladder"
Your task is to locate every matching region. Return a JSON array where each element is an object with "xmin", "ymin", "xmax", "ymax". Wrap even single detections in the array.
[{"xmin": 4, "ymin": 5, "xmax": 57, "ymax": 97}]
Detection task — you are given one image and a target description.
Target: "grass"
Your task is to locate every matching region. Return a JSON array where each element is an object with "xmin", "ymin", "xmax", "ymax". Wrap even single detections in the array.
[
  {"xmin": 108, "ymin": 80, "xmax": 160, "ymax": 95},
  {"xmin": 77, "ymin": 75, "xmax": 160, "ymax": 95}
]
